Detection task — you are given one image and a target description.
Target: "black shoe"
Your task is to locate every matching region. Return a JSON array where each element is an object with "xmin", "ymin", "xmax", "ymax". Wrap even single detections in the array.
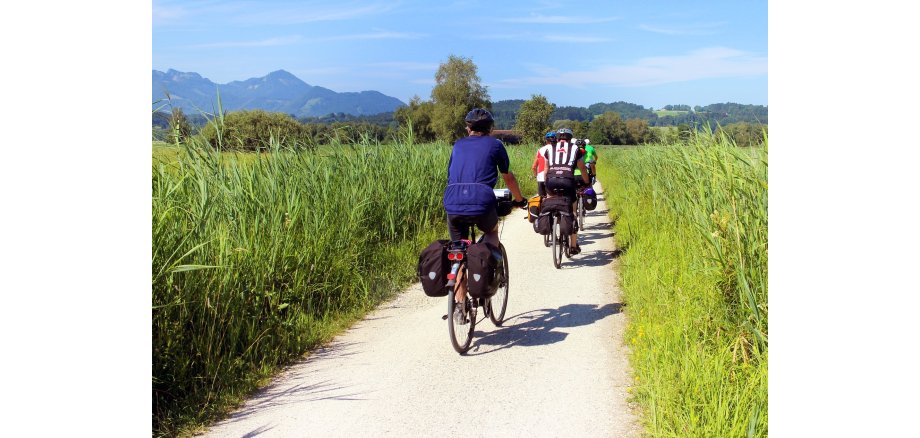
[{"xmin": 569, "ymin": 245, "xmax": 581, "ymax": 255}]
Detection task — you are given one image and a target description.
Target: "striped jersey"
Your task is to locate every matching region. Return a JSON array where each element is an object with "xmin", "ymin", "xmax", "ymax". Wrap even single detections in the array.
[{"xmin": 538, "ymin": 140, "xmax": 583, "ymax": 169}]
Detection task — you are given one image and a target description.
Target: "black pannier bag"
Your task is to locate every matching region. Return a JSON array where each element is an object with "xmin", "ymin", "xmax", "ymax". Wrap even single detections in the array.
[
  {"xmin": 417, "ymin": 239, "xmax": 450, "ymax": 297},
  {"xmin": 583, "ymin": 190, "xmax": 598, "ymax": 211},
  {"xmin": 465, "ymin": 242, "xmax": 502, "ymax": 299},
  {"xmin": 541, "ymin": 196, "xmax": 575, "ymax": 235},
  {"xmin": 535, "ymin": 212, "xmax": 553, "ymax": 235}
]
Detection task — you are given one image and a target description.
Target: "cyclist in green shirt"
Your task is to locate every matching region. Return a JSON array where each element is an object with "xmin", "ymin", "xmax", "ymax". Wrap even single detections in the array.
[{"xmin": 583, "ymin": 138, "xmax": 598, "ymax": 184}]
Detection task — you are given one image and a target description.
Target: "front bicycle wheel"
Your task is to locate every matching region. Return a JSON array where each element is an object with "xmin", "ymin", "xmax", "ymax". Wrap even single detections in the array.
[
  {"xmin": 553, "ymin": 217, "xmax": 563, "ymax": 269},
  {"xmin": 448, "ymin": 294, "xmax": 475, "ymax": 354},
  {"xmin": 489, "ymin": 243, "xmax": 509, "ymax": 326}
]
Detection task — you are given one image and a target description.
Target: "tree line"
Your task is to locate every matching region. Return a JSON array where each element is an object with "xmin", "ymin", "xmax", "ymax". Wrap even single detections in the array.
[{"xmin": 154, "ymin": 55, "xmax": 766, "ymax": 150}]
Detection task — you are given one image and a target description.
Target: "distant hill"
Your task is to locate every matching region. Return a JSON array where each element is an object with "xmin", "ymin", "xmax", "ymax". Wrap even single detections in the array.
[{"xmin": 152, "ymin": 69, "xmax": 405, "ymax": 117}]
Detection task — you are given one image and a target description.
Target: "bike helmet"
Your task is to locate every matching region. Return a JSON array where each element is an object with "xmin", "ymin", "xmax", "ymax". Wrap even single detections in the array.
[
  {"xmin": 575, "ymin": 139, "xmax": 585, "ymax": 147},
  {"xmin": 545, "ymin": 131, "xmax": 557, "ymax": 139},
  {"xmin": 464, "ymin": 108, "xmax": 494, "ymax": 131},
  {"xmin": 557, "ymin": 127, "xmax": 573, "ymax": 136},
  {"xmin": 584, "ymin": 138, "xmax": 590, "ymax": 145}
]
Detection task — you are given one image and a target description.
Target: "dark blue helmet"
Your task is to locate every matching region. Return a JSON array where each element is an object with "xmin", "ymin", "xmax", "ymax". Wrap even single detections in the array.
[
  {"xmin": 545, "ymin": 131, "xmax": 557, "ymax": 139},
  {"xmin": 464, "ymin": 108, "xmax": 494, "ymax": 131}
]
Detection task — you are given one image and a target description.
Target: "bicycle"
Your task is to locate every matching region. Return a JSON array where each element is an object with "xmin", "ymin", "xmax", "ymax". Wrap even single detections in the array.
[{"xmin": 443, "ymin": 190, "xmax": 514, "ymax": 354}]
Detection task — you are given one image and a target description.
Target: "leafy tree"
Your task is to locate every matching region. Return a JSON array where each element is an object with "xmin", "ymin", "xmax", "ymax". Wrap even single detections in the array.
[
  {"xmin": 625, "ymin": 118, "xmax": 653, "ymax": 144},
  {"xmin": 717, "ymin": 122, "xmax": 767, "ymax": 146},
  {"xmin": 551, "ymin": 119, "xmax": 589, "ymax": 139},
  {"xmin": 394, "ymin": 95, "xmax": 436, "ymax": 143},
  {"xmin": 430, "ymin": 55, "xmax": 490, "ymax": 142},
  {"xmin": 588, "ymin": 112, "xmax": 627, "ymax": 145},
  {"xmin": 198, "ymin": 110, "xmax": 308, "ymax": 151},
  {"xmin": 513, "ymin": 94, "xmax": 555, "ymax": 144},
  {"xmin": 169, "ymin": 108, "xmax": 192, "ymax": 145},
  {"xmin": 491, "ymin": 99, "xmax": 525, "ymax": 129}
]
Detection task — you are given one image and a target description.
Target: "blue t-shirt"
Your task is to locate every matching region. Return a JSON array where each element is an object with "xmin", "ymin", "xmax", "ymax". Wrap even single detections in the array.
[{"xmin": 443, "ymin": 135, "xmax": 510, "ymax": 215}]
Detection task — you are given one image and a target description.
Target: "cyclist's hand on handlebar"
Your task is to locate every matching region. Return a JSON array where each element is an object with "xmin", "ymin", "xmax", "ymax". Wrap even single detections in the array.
[{"xmin": 511, "ymin": 198, "xmax": 527, "ymax": 209}]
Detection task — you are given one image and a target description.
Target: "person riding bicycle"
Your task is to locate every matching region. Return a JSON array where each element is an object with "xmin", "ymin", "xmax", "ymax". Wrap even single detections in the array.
[
  {"xmin": 443, "ymin": 108, "xmax": 526, "ymax": 303},
  {"xmin": 583, "ymin": 138, "xmax": 599, "ymax": 183},
  {"xmin": 538, "ymin": 127, "xmax": 590, "ymax": 255},
  {"xmin": 532, "ymin": 131, "xmax": 556, "ymax": 197}
]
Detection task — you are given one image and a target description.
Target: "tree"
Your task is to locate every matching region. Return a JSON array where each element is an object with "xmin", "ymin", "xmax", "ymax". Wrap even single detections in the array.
[
  {"xmin": 513, "ymin": 94, "xmax": 555, "ymax": 145},
  {"xmin": 625, "ymin": 118, "xmax": 653, "ymax": 144},
  {"xmin": 394, "ymin": 95, "xmax": 436, "ymax": 143},
  {"xmin": 198, "ymin": 110, "xmax": 308, "ymax": 151},
  {"xmin": 169, "ymin": 107, "xmax": 192, "ymax": 145},
  {"xmin": 430, "ymin": 55, "xmax": 490, "ymax": 142},
  {"xmin": 588, "ymin": 112, "xmax": 627, "ymax": 145}
]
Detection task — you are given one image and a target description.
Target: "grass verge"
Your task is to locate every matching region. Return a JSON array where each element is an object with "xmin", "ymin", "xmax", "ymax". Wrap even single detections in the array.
[{"xmin": 595, "ymin": 131, "xmax": 767, "ymax": 437}]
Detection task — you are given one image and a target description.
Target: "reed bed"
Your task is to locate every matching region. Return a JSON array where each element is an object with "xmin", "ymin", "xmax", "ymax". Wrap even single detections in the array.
[
  {"xmin": 152, "ymin": 136, "xmax": 535, "ymax": 436},
  {"xmin": 596, "ymin": 131, "xmax": 768, "ymax": 437}
]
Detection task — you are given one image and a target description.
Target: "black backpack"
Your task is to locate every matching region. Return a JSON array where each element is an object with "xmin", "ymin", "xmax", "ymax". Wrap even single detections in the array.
[
  {"xmin": 465, "ymin": 242, "xmax": 502, "ymax": 299},
  {"xmin": 417, "ymin": 239, "xmax": 450, "ymax": 297}
]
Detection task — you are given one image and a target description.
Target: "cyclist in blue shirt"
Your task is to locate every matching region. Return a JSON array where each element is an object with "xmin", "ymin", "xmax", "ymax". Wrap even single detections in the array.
[{"xmin": 443, "ymin": 108, "xmax": 526, "ymax": 303}]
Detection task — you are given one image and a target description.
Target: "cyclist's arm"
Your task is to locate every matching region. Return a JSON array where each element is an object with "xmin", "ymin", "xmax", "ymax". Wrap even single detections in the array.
[
  {"xmin": 576, "ymin": 159, "xmax": 590, "ymax": 184},
  {"xmin": 531, "ymin": 154, "xmax": 539, "ymax": 176},
  {"xmin": 501, "ymin": 171, "xmax": 525, "ymax": 203}
]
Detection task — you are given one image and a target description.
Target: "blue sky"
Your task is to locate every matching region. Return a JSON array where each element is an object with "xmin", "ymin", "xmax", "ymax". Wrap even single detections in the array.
[{"xmin": 153, "ymin": 0, "xmax": 767, "ymax": 109}]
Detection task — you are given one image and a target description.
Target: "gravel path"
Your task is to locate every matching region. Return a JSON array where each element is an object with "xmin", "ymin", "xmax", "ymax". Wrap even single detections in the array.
[{"xmin": 202, "ymin": 183, "xmax": 641, "ymax": 437}]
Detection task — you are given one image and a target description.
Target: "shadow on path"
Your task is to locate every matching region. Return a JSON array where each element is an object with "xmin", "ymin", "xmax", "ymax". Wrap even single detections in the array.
[{"xmin": 465, "ymin": 303, "xmax": 622, "ymax": 355}]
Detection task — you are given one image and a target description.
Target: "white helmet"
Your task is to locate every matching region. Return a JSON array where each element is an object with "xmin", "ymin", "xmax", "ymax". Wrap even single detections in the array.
[{"xmin": 584, "ymin": 138, "xmax": 591, "ymax": 145}]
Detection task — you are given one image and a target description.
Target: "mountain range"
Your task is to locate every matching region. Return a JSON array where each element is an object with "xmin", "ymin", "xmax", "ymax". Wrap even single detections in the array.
[{"xmin": 152, "ymin": 69, "xmax": 405, "ymax": 117}]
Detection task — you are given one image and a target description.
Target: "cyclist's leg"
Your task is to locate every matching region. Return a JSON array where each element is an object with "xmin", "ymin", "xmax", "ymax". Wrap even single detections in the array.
[
  {"xmin": 447, "ymin": 215, "xmax": 474, "ymax": 303},
  {"xmin": 567, "ymin": 188, "xmax": 580, "ymax": 250},
  {"xmin": 537, "ymin": 180, "xmax": 546, "ymax": 198},
  {"xmin": 475, "ymin": 208, "xmax": 500, "ymax": 248}
]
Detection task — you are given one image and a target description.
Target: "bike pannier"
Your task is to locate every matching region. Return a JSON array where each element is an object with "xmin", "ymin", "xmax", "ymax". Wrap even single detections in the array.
[
  {"xmin": 541, "ymin": 197, "xmax": 575, "ymax": 235},
  {"xmin": 535, "ymin": 212, "xmax": 552, "ymax": 235},
  {"xmin": 583, "ymin": 190, "xmax": 598, "ymax": 211},
  {"xmin": 465, "ymin": 242, "xmax": 502, "ymax": 299},
  {"xmin": 417, "ymin": 239, "xmax": 450, "ymax": 297},
  {"xmin": 527, "ymin": 195, "xmax": 542, "ymax": 223}
]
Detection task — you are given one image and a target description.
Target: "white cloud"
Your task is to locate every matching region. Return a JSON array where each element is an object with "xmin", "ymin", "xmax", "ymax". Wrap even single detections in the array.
[
  {"xmin": 237, "ymin": 2, "xmax": 399, "ymax": 26},
  {"xmin": 498, "ymin": 14, "xmax": 619, "ymax": 24},
  {"xmin": 367, "ymin": 62, "xmax": 440, "ymax": 71},
  {"xmin": 498, "ymin": 47, "xmax": 767, "ymax": 88},
  {"xmin": 544, "ymin": 35, "xmax": 612, "ymax": 43},
  {"xmin": 189, "ymin": 35, "xmax": 302, "ymax": 49},
  {"xmin": 638, "ymin": 22, "xmax": 726, "ymax": 36},
  {"xmin": 308, "ymin": 31, "xmax": 422, "ymax": 42}
]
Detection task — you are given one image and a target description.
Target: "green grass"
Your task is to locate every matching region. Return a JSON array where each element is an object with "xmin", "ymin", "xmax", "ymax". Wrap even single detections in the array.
[
  {"xmin": 655, "ymin": 110, "xmax": 690, "ymax": 117},
  {"xmin": 152, "ymin": 136, "xmax": 535, "ymax": 436},
  {"xmin": 594, "ymin": 131, "xmax": 767, "ymax": 437}
]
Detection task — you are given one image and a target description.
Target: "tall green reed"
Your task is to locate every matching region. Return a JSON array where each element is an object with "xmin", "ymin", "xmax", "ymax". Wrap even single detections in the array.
[
  {"xmin": 153, "ymin": 133, "xmax": 535, "ymax": 436},
  {"xmin": 597, "ymin": 130, "xmax": 767, "ymax": 436}
]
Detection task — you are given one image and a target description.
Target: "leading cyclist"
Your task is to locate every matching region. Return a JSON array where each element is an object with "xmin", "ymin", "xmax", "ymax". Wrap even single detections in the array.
[{"xmin": 443, "ymin": 108, "xmax": 527, "ymax": 303}]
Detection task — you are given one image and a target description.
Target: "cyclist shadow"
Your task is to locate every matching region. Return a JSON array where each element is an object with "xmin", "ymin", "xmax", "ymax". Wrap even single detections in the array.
[{"xmin": 465, "ymin": 303, "xmax": 622, "ymax": 355}]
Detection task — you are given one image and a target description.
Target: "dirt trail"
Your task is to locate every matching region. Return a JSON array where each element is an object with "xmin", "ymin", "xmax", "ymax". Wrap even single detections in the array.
[{"xmin": 203, "ymin": 183, "xmax": 640, "ymax": 437}]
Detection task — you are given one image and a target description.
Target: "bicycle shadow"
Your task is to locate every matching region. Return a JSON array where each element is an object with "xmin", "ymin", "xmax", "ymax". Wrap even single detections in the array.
[{"xmin": 465, "ymin": 303, "xmax": 622, "ymax": 355}]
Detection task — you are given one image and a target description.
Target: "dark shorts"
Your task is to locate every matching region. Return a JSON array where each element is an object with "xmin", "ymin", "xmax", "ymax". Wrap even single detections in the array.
[
  {"xmin": 447, "ymin": 208, "xmax": 499, "ymax": 241},
  {"xmin": 537, "ymin": 181, "xmax": 546, "ymax": 197}
]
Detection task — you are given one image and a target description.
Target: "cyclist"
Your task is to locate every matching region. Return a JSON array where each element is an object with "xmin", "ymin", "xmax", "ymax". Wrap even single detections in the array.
[
  {"xmin": 583, "ymin": 138, "xmax": 599, "ymax": 183},
  {"xmin": 539, "ymin": 127, "xmax": 590, "ymax": 255},
  {"xmin": 443, "ymin": 108, "xmax": 526, "ymax": 303},
  {"xmin": 532, "ymin": 131, "xmax": 556, "ymax": 197}
]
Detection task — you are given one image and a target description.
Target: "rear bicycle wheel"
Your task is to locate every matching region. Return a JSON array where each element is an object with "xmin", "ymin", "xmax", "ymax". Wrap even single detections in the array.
[
  {"xmin": 489, "ymin": 243, "xmax": 509, "ymax": 326},
  {"xmin": 448, "ymin": 293, "xmax": 475, "ymax": 354},
  {"xmin": 553, "ymin": 216, "xmax": 562, "ymax": 269}
]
